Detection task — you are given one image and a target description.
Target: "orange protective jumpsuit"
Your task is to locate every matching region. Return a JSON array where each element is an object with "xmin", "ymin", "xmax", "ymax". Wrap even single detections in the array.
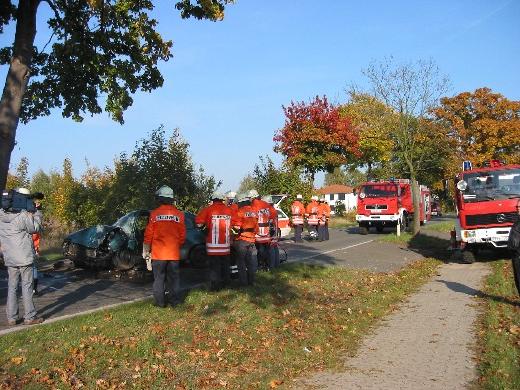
[
  {"xmin": 144, "ymin": 204, "xmax": 186, "ymax": 306},
  {"xmin": 233, "ymin": 204, "xmax": 258, "ymax": 285},
  {"xmin": 195, "ymin": 200, "xmax": 235, "ymax": 288}
]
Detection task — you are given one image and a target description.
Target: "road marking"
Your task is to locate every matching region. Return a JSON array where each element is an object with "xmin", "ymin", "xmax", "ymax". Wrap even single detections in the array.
[{"xmin": 297, "ymin": 240, "xmax": 374, "ymax": 261}]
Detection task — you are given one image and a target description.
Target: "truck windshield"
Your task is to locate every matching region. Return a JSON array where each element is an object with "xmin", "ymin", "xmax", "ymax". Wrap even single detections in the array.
[
  {"xmin": 462, "ymin": 168, "xmax": 520, "ymax": 202},
  {"xmin": 361, "ymin": 184, "xmax": 398, "ymax": 198}
]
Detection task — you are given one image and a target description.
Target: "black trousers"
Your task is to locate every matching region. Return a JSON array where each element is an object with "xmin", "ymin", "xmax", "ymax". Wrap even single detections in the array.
[
  {"xmin": 234, "ymin": 240, "xmax": 257, "ymax": 285},
  {"xmin": 324, "ymin": 221, "xmax": 330, "ymax": 240},
  {"xmin": 318, "ymin": 224, "xmax": 326, "ymax": 241},
  {"xmin": 209, "ymin": 254, "xmax": 231, "ymax": 289},
  {"xmin": 256, "ymin": 242, "xmax": 270, "ymax": 269},
  {"xmin": 293, "ymin": 225, "xmax": 303, "ymax": 242},
  {"xmin": 513, "ymin": 252, "xmax": 520, "ymax": 295},
  {"xmin": 152, "ymin": 260, "xmax": 180, "ymax": 306}
]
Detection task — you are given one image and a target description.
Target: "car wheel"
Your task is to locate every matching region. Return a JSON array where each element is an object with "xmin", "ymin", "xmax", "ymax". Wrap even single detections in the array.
[
  {"xmin": 65, "ymin": 242, "xmax": 85, "ymax": 267},
  {"xmin": 112, "ymin": 250, "xmax": 136, "ymax": 271},
  {"xmin": 359, "ymin": 226, "xmax": 368, "ymax": 235},
  {"xmin": 189, "ymin": 245, "xmax": 208, "ymax": 268},
  {"xmin": 376, "ymin": 226, "xmax": 384, "ymax": 233}
]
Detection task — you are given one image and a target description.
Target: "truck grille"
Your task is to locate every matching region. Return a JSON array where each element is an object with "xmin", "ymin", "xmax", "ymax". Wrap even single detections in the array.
[
  {"xmin": 465, "ymin": 212, "xmax": 518, "ymax": 226},
  {"xmin": 365, "ymin": 204, "xmax": 388, "ymax": 210}
]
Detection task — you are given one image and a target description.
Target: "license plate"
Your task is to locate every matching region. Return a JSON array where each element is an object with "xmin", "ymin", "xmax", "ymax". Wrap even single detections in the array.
[{"xmin": 371, "ymin": 209, "xmax": 382, "ymax": 213}]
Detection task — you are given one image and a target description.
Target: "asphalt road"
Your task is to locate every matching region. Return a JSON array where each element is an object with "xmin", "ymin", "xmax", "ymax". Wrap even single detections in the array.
[{"xmin": 0, "ymin": 218, "xmax": 451, "ymax": 334}]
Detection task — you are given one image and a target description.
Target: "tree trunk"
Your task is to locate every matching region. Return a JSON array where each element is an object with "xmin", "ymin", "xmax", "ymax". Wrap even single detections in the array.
[
  {"xmin": 410, "ymin": 176, "xmax": 421, "ymax": 235},
  {"xmin": 0, "ymin": 0, "xmax": 40, "ymax": 189}
]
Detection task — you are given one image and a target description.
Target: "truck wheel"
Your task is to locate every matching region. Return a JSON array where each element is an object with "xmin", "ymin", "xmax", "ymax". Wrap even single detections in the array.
[
  {"xmin": 359, "ymin": 226, "xmax": 368, "ymax": 235},
  {"xmin": 376, "ymin": 226, "xmax": 384, "ymax": 233},
  {"xmin": 462, "ymin": 250, "xmax": 476, "ymax": 264}
]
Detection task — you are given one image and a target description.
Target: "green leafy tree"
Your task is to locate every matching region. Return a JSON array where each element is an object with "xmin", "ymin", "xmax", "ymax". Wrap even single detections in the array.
[
  {"xmin": 237, "ymin": 174, "xmax": 256, "ymax": 194},
  {"xmin": 250, "ymin": 156, "xmax": 313, "ymax": 214},
  {"xmin": 324, "ymin": 166, "xmax": 366, "ymax": 187},
  {"xmin": 51, "ymin": 158, "xmax": 83, "ymax": 227},
  {"xmin": 340, "ymin": 92, "xmax": 396, "ymax": 176},
  {"xmin": 105, "ymin": 125, "xmax": 217, "ymax": 221},
  {"xmin": 363, "ymin": 58, "xmax": 450, "ymax": 234},
  {"xmin": 0, "ymin": 0, "xmax": 233, "ymax": 189},
  {"xmin": 5, "ymin": 156, "xmax": 29, "ymax": 189}
]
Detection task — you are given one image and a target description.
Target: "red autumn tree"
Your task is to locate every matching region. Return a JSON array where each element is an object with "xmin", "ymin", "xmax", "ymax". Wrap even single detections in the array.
[{"xmin": 273, "ymin": 95, "xmax": 360, "ymax": 183}]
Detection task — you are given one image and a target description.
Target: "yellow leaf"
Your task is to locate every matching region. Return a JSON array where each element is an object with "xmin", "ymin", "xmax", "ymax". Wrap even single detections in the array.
[{"xmin": 11, "ymin": 356, "xmax": 26, "ymax": 365}]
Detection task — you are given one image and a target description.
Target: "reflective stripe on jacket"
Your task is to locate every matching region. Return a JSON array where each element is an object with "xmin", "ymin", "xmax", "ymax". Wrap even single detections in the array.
[
  {"xmin": 305, "ymin": 201, "xmax": 320, "ymax": 225},
  {"xmin": 144, "ymin": 205, "xmax": 186, "ymax": 261},
  {"xmin": 291, "ymin": 201, "xmax": 305, "ymax": 225},
  {"xmin": 252, "ymin": 199, "xmax": 272, "ymax": 243},
  {"xmin": 195, "ymin": 201, "xmax": 234, "ymax": 256}
]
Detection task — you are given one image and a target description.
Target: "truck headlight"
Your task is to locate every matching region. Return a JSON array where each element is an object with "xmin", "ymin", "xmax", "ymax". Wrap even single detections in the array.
[{"xmin": 463, "ymin": 230, "xmax": 476, "ymax": 238}]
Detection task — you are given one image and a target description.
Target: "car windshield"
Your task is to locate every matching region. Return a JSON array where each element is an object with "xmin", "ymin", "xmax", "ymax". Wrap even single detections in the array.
[
  {"xmin": 462, "ymin": 168, "xmax": 520, "ymax": 202},
  {"xmin": 113, "ymin": 213, "xmax": 135, "ymax": 236},
  {"xmin": 362, "ymin": 184, "xmax": 398, "ymax": 198}
]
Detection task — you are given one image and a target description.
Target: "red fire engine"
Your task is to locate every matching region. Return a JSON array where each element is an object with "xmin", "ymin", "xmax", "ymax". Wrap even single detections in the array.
[
  {"xmin": 355, "ymin": 179, "xmax": 431, "ymax": 235},
  {"xmin": 451, "ymin": 160, "xmax": 520, "ymax": 263}
]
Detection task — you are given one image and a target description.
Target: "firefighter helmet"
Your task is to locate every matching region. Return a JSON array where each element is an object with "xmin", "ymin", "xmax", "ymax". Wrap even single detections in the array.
[
  {"xmin": 261, "ymin": 195, "xmax": 273, "ymax": 204},
  {"xmin": 296, "ymin": 194, "xmax": 303, "ymax": 200},
  {"xmin": 155, "ymin": 185, "xmax": 174, "ymax": 199},
  {"xmin": 311, "ymin": 195, "xmax": 318, "ymax": 201},
  {"xmin": 248, "ymin": 189, "xmax": 259, "ymax": 198}
]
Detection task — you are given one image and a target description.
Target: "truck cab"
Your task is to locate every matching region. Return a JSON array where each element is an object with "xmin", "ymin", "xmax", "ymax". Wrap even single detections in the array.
[
  {"xmin": 355, "ymin": 179, "xmax": 430, "ymax": 234},
  {"xmin": 452, "ymin": 160, "xmax": 520, "ymax": 262}
]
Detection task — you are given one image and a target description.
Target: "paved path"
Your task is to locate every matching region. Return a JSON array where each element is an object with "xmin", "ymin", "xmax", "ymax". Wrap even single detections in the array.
[{"xmin": 300, "ymin": 261, "xmax": 491, "ymax": 389}]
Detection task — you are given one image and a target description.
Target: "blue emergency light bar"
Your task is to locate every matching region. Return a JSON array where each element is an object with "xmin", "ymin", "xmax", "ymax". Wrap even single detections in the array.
[{"xmin": 463, "ymin": 161, "xmax": 473, "ymax": 171}]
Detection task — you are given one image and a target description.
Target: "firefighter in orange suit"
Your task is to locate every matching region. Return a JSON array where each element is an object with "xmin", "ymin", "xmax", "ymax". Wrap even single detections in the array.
[
  {"xmin": 321, "ymin": 197, "xmax": 331, "ymax": 241},
  {"xmin": 305, "ymin": 195, "xmax": 320, "ymax": 240},
  {"xmin": 262, "ymin": 195, "xmax": 280, "ymax": 268},
  {"xmin": 250, "ymin": 189, "xmax": 272, "ymax": 269},
  {"xmin": 195, "ymin": 192, "xmax": 235, "ymax": 290},
  {"xmin": 291, "ymin": 194, "xmax": 305, "ymax": 242},
  {"xmin": 143, "ymin": 185, "xmax": 186, "ymax": 307},
  {"xmin": 232, "ymin": 194, "xmax": 258, "ymax": 285}
]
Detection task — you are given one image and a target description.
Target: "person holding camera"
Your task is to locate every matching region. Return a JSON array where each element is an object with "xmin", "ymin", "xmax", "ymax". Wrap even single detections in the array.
[{"xmin": 0, "ymin": 188, "xmax": 44, "ymax": 326}]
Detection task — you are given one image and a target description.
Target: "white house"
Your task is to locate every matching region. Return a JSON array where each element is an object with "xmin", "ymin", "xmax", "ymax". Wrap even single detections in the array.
[{"xmin": 317, "ymin": 184, "xmax": 357, "ymax": 214}]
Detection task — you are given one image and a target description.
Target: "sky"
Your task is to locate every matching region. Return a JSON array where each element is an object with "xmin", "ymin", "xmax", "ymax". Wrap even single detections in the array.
[{"xmin": 1, "ymin": 0, "xmax": 519, "ymax": 191}]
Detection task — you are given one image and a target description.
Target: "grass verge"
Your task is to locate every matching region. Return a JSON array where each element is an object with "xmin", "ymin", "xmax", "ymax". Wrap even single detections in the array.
[
  {"xmin": 0, "ymin": 260, "xmax": 439, "ymax": 389},
  {"xmin": 423, "ymin": 221, "xmax": 454, "ymax": 233},
  {"xmin": 328, "ymin": 216, "xmax": 356, "ymax": 229},
  {"xmin": 39, "ymin": 247, "xmax": 64, "ymax": 262},
  {"xmin": 476, "ymin": 260, "xmax": 520, "ymax": 390}
]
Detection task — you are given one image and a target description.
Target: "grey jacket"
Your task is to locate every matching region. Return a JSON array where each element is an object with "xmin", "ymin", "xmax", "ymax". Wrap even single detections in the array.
[{"xmin": 0, "ymin": 209, "xmax": 42, "ymax": 267}]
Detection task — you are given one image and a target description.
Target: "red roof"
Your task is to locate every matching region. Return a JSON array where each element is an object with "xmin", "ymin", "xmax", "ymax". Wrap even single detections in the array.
[{"xmin": 317, "ymin": 184, "xmax": 353, "ymax": 195}]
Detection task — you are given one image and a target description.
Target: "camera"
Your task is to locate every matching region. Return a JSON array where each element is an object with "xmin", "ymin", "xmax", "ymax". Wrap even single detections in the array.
[{"xmin": 1, "ymin": 189, "xmax": 44, "ymax": 213}]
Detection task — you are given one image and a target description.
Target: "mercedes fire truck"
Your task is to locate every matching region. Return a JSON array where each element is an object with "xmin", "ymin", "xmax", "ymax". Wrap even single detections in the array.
[
  {"xmin": 452, "ymin": 160, "xmax": 520, "ymax": 262},
  {"xmin": 355, "ymin": 179, "xmax": 431, "ymax": 235}
]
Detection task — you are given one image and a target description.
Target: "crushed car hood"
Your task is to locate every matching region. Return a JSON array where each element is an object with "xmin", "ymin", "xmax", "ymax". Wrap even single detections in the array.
[{"xmin": 65, "ymin": 225, "xmax": 115, "ymax": 248}]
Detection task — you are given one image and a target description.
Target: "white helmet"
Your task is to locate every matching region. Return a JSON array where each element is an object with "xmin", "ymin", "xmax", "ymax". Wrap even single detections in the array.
[
  {"xmin": 155, "ymin": 185, "xmax": 174, "ymax": 199},
  {"xmin": 212, "ymin": 191, "xmax": 225, "ymax": 200},
  {"xmin": 16, "ymin": 188, "xmax": 31, "ymax": 195},
  {"xmin": 248, "ymin": 189, "xmax": 259, "ymax": 198},
  {"xmin": 237, "ymin": 193, "xmax": 251, "ymax": 203},
  {"xmin": 261, "ymin": 195, "xmax": 273, "ymax": 204},
  {"xmin": 225, "ymin": 191, "xmax": 237, "ymax": 199},
  {"xmin": 320, "ymin": 197, "xmax": 326, "ymax": 202},
  {"xmin": 311, "ymin": 195, "xmax": 319, "ymax": 201},
  {"xmin": 296, "ymin": 194, "xmax": 303, "ymax": 200}
]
